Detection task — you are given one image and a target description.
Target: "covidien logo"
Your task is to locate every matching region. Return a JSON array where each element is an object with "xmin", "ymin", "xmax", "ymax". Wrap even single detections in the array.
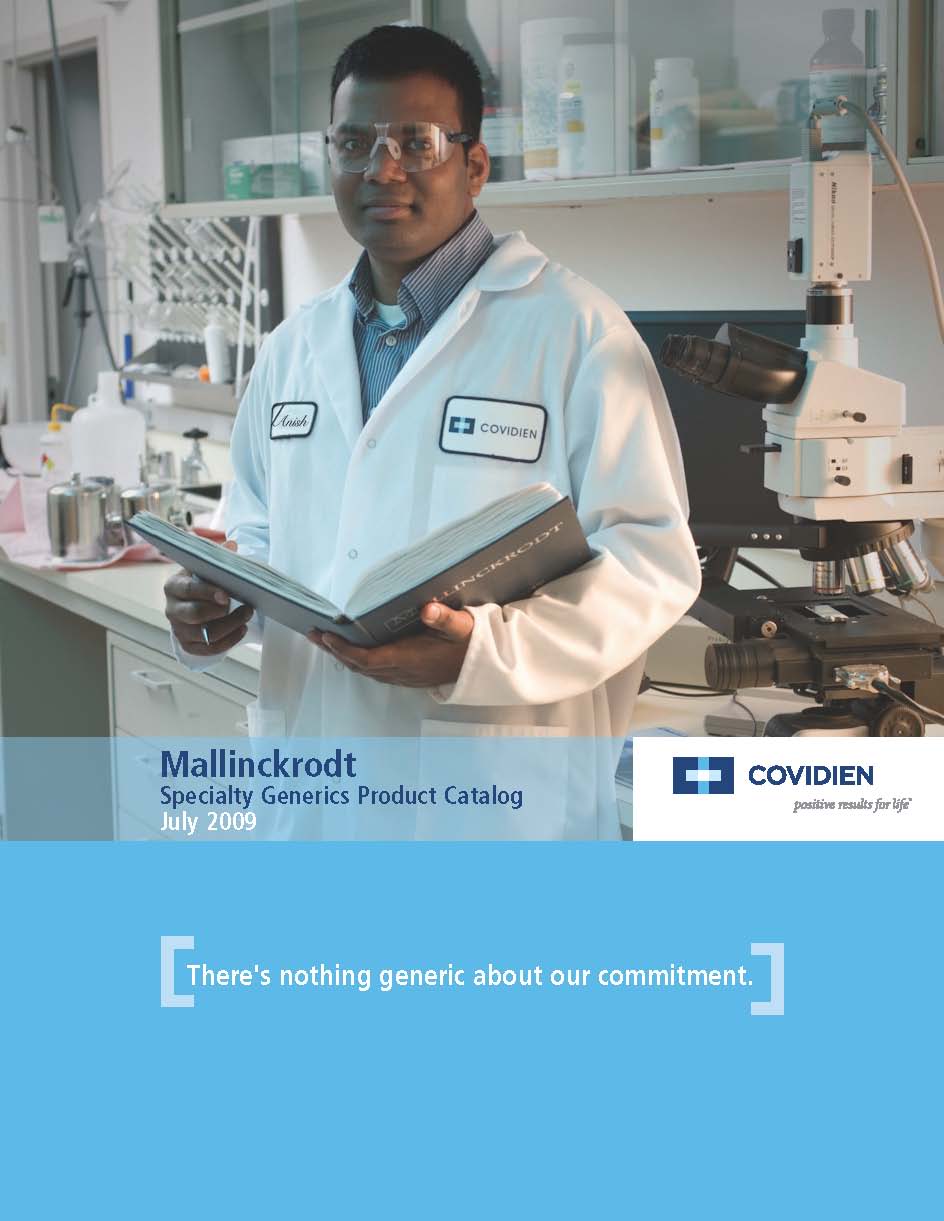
[
  {"xmin": 673, "ymin": 756, "xmax": 735, "ymax": 795},
  {"xmin": 448, "ymin": 415, "xmax": 476, "ymax": 435}
]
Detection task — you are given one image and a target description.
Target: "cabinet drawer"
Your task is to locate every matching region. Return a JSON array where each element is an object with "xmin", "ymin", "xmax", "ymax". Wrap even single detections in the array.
[
  {"xmin": 110, "ymin": 640, "xmax": 251, "ymax": 739},
  {"xmin": 114, "ymin": 739, "xmax": 171, "ymax": 837}
]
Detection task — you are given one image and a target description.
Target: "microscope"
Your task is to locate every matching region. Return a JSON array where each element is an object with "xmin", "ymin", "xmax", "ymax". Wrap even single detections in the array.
[{"xmin": 660, "ymin": 99, "xmax": 944, "ymax": 736}]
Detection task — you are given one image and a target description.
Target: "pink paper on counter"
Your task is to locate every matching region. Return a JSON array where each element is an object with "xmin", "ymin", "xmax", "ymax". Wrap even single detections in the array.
[
  {"xmin": 52, "ymin": 540, "xmax": 168, "ymax": 570},
  {"xmin": 0, "ymin": 530, "xmax": 169, "ymax": 570},
  {"xmin": 0, "ymin": 472, "xmax": 169, "ymax": 570},
  {"xmin": 0, "ymin": 477, "xmax": 25, "ymax": 532}
]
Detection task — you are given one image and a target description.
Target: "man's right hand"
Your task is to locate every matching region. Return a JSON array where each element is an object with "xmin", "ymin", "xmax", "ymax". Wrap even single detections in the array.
[{"xmin": 164, "ymin": 542, "xmax": 254, "ymax": 656}]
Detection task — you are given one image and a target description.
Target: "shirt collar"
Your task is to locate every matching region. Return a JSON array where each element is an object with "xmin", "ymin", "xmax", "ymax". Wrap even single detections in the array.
[{"xmin": 348, "ymin": 210, "xmax": 494, "ymax": 329}]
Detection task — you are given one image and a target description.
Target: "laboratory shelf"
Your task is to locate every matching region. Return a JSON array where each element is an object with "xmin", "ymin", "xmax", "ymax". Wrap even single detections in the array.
[
  {"xmin": 903, "ymin": 158, "xmax": 944, "ymax": 185},
  {"xmin": 160, "ymin": 158, "xmax": 905, "ymax": 220}
]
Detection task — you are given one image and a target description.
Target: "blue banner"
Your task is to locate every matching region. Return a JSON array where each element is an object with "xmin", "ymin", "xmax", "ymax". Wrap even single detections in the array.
[{"xmin": 0, "ymin": 842, "xmax": 940, "ymax": 1217}]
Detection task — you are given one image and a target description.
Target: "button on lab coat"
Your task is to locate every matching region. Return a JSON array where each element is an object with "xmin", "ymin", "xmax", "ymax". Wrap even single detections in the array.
[{"xmin": 179, "ymin": 231, "xmax": 701, "ymax": 838}]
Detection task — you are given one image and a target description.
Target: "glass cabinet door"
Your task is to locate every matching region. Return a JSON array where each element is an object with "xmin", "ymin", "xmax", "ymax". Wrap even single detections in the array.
[
  {"xmin": 294, "ymin": 1, "xmax": 413, "ymax": 150},
  {"xmin": 169, "ymin": 0, "xmax": 411, "ymax": 205},
  {"xmin": 933, "ymin": 7, "xmax": 942, "ymax": 157},
  {"xmin": 431, "ymin": 1, "xmax": 892, "ymax": 182},
  {"xmin": 175, "ymin": 2, "xmax": 274, "ymax": 204},
  {"xmin": 920, "ymin": 0, "xmax": 942, "ymax": 157},
  {"xmin": 165, "ymin": 0, "xmax": 898, "ymax": 205}
]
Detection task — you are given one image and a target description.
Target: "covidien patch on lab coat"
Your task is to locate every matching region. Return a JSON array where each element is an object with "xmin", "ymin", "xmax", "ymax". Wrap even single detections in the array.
[
  {"xmin": 439, "ymin": 396, "xmax": 547, "ymax": 463},
  {"xmin": 270, "ymin": 401, "xmax": 317, "ymax": 439}
]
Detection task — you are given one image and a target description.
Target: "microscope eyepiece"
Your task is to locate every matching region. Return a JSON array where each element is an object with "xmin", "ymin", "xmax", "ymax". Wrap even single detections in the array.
[
  {"xmin": 660, "ymin": 324, "xmax": 809, "ymax": 405},
  {"xmin": 659, "ymin": 334, "xmax": 731, "ymax": 386}
]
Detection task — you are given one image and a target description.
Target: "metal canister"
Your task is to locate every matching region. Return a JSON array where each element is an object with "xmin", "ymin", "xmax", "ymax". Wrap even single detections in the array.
[
  {"xmin": 88, "ymin": 475, "xmax": 120, "ymax": 517},
  {"xmin": 90, "ymin": 476, "xmax": 129, "ymax": 550},
  {"xmin": 47, "ymin": 473, "xmax": 110, "ymax": 561},
  {"xmin": 118, "ymin": 480, "xmax": 191, "ymax": 543}
]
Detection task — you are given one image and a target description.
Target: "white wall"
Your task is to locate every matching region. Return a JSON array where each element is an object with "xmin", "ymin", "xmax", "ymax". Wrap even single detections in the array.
[
  {"xmin": 282, "ymin": 181, "xmax": 944, "ymax": 425},
  {"xmin": 49, "ymin": 49, "xmax": 109, "ymax": 408},
  {"xmin": 0, "ymin": 0, "xmax": 163, "ymax": 419},
  {"xmin": 0, "ymin": 0, "xmax": 164, "ymax": 196}
]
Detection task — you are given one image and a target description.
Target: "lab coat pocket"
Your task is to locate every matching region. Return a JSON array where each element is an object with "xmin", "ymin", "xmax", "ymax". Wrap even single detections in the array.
[
  {"xmin": 245, "ymin": 700, "xmax": 286, "ymax": 738},
  {"xmin": 417, "ymin": 719, "xmax": 569, "ymax": 840}
]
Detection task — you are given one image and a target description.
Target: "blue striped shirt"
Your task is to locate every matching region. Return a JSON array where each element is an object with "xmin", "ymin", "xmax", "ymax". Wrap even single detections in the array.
[{"xmin": 349, "ymin": 210, "xmax": 495, "ymax": 421}]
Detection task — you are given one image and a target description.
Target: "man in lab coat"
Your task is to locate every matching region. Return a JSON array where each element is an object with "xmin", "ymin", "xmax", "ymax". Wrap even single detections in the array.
[{"xmin": 164, "ymin": 25, "xmax": 701, "ymax": 838}]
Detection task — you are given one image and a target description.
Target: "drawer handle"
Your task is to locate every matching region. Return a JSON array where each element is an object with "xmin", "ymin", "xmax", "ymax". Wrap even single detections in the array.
[{"xmin": 130, "ymin": 669, "xmax": 175, "ymax": 693}]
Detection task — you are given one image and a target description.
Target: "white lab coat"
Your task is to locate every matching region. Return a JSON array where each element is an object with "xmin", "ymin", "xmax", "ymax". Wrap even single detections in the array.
[{"xmin": 179, "ymin": 231, "xmax": 700, "ymax": 839}]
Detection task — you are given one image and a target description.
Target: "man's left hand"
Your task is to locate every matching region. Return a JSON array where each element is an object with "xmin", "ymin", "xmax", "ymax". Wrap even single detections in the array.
[{"xmin": 308, "ymin": 602, "xmax": 474, "ymax": 688}]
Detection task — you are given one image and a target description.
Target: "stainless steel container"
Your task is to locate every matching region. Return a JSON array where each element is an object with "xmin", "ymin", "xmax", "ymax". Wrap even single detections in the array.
[
  {"xmin": 89, "ymin": 475, "xmax": 121, "ymax": 518},
  {"xmin": 47, "ymin": 473, "xmax": 112, "ymax": 561},
  {"xmin": 118, "ymin": 480, "xmax": 191, "ymax": 542}
]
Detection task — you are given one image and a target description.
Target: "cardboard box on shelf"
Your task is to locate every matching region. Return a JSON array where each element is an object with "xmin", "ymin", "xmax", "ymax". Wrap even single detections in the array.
[{"xmin": 222, "ymin": 132, "xmax": 327, "ymax": 200}]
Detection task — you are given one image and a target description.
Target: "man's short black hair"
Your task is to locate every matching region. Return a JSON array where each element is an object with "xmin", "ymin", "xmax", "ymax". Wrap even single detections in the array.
[{"xmin": 330, "ymin": 25, "xmax": 483, "ymax": 143}]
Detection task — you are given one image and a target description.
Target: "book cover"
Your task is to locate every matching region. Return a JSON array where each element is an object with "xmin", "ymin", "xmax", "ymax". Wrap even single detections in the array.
[{"xmin": 131, "ymin": 497, "xmax": 592, "ymax": 646}]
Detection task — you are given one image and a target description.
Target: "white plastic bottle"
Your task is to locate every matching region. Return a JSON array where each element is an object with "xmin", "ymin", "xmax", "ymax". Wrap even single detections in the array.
[
  {"xmin": 557, "ymin": 75, "xmax": 586, "ymax": 179},
  {"xmin": 204, "ymin": 318, "xmax": 232, "ymax": 384},
  {"xmin": 521, "ymin": 16, "xmax": 596, "ymax": 180},
  {"xmin": 558, "ymin": 35, "xmax": 617, "ymax": 179},
  {"xmin": 649, "ymin": 58, "xmax": 700, "ymax": 171},
  {"xmin": 38, "ymin": 428, "xmax": 71, "ymax": 481},
  {"xmin": 70, "ymin": 371, "xmax": 147, "ymax": 488}
]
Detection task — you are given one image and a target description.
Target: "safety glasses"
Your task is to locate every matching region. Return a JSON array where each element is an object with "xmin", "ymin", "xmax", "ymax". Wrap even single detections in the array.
[{"xmin": 325, "ymin": 121, "xmax": 473, "ymax": 174}]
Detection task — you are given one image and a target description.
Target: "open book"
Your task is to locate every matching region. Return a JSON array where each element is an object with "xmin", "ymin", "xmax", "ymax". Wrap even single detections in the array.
[{"xmin": 130, "ymin": 483, "xmax": 592, "ymax": 645}]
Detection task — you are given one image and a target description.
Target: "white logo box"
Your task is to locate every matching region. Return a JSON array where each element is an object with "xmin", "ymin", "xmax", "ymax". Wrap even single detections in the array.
[{"xmin": 632, "ymin": 737, "xmax": 944, "ymax": 841}]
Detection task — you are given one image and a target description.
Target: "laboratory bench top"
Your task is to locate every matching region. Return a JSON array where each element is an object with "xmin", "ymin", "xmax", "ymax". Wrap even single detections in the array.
[
  {"xmin": 0, "ymin": 551, "xmax": 802, "ymax": 730},
  {"xmin": 0, "ymin": 554, "xmax": 261, "ymax": 672},
  {"xmin": 1, "ymin": 549, "xmax": 943, "ymax": 840},
  {"xmin": 1, "ymin": 546, "xmax": 942, "ymax": 739},
  {"xmin": 0, "ymin": 546, "xmax": 812, "ymax": 682}
]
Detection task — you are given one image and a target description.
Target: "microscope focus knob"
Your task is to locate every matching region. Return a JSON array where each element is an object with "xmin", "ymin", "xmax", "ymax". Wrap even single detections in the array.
[
  {"xmin": 834, "ymin": 475, "xmax": 852, "ymax": 486},
  {"xmin": 871, "ymin": 703, "xmax": 925, "ymax": 737}
]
